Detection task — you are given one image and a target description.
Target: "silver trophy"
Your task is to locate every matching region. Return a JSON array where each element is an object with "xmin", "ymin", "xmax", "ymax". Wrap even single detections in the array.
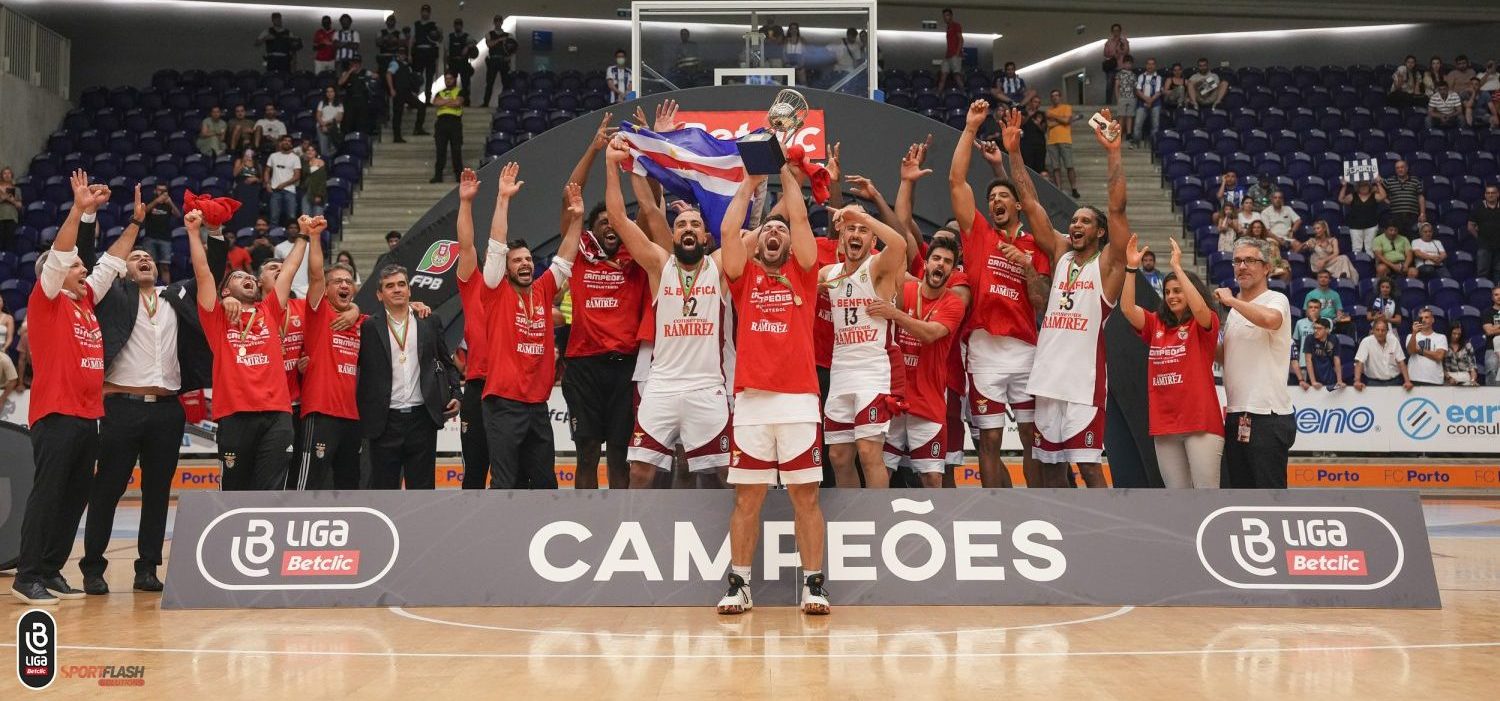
[{"xmin": 767, "ymin": 89, "xmax": 810, "ymax": 133}]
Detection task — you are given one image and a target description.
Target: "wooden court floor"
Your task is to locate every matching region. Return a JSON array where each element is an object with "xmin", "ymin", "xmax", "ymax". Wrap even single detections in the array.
[{"xmin": 5, "ymin": 498, "xmax": 1499, "ymax": 700}]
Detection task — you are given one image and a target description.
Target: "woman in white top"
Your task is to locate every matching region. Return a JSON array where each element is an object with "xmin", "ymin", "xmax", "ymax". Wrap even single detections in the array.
[
  {"xmin": 0, "ymin": 295, "xmax": 17, "ymax": 411},
  {"xmin": 1214, "ymin": 201, "xmax": 1241, "ymax": 253},
  {"xmin": 316, "ymin": 85, "xmax": 344, "ymax": 158},
  {"xmin": 1410, "ymin": 222, "xmax": 1448, "ymax": 279},
  {"xmin": 1213, "ymin": 236, "xmax": 1294, "ymax": 488},
  {"xmin": 784, "ymin": 23, "xmax": 805, "ymax": 84}
]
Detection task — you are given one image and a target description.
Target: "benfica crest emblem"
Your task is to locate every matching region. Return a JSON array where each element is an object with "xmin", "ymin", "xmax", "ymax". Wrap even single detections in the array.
[
  {"xmin": 315, "ymin": 442, "xmax": 327, "ymax": 459},
  {"xmin": 222, "ymin": 452, "xmax": 236, "ymax": 469},
  {"xmin": 632, "ymin": 431, "xmax": 644, "ymax": 447}
]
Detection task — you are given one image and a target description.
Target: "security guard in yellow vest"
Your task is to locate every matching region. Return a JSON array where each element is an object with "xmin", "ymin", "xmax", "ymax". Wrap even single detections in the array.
[{"xmin": 430, "ymin": 69, "xmax": 464, "ymax": 183}]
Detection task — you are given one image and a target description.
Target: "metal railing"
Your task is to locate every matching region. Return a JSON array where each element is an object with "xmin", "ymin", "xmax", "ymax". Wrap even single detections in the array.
[{"xmin": 0, "ymin": 4, "xmax": 70, "ymax": 99}]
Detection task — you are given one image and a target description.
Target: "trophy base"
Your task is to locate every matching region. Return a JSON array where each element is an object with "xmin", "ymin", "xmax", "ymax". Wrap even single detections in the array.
[{"xmin": 737, "ymin": 133, "xmax": 786, "ymax": 175}]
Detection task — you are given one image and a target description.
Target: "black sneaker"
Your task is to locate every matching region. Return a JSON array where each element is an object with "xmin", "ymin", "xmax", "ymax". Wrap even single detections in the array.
[
  {"xmin": 83, "ymin": 574, "xmax": 109, "ymax": 595},
  {"xmin": 413, "ymin": 129, "xmax": 430, "ymax": 136},
  {"xmin": 133, "ymin": 572, "xmax": 164, "ymax": 592},
  {"xmin": 12, "ymin": 580, "xmax": 59, "ymax": 606},
  {"xmin": 801, "ymin": 573, "xmax": 830, "ymax": 615},
  {"xmin": 429, "ymin": 175, "xmax": 443, "ymax": 184},
  {"xmin": 42, "ymin": 575, "xmax": 86, "ymax": 600},
  {"xmin": 1070, "ymin": 189, "xmax": 1082, "ymax": 198},
  {"xmin": 392, "ymin": 137, "xmax": 407, "ymax": 143},
  {"xmin": 715, "ymin": 573, "xmax": 753, "ymax": 615}
]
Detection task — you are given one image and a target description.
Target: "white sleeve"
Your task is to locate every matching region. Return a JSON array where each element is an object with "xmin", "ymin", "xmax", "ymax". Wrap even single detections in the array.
[
  {"xmin": 482, "ymin": 241, "xmax": 510, "ymax": 288},
  {"xmin": 1354, "ymin": 338, "xmax": 1371, "ymax": 364},
  {"xmin": 39, "ymin": 247, "xmax": 77, "ymax": 299},
  {"xmin": 548, "ymin": 255, "xmax": 574, "ymax": 288},
  {"xmin": 85, "ymin": 252, "xmax": 128, "ymax": 301}
]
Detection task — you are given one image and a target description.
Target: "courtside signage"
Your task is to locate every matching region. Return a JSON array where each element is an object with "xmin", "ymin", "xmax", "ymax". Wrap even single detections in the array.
[{"xmin": 163, "ymin": 490, "xmax": 1438, "ymax": 609}]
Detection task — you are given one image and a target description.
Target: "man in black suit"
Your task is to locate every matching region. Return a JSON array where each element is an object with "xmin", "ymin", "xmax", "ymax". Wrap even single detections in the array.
[
  {"xmin": 356, "ymin": 264, "xmax": 460, "ymax": 489},
  {"xmin": 76, "ymin": 187, "xmax": 229, "ymax": 595}
]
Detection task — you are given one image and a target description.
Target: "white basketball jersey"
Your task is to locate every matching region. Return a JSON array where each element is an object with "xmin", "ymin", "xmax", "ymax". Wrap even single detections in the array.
[
  {"xmin": 822, "ymin": 254, "xmax": 893, "ymax": 396},
  {"xmin": 1026, "ymin": 250, "xmax": 1113, "ymax": 406},
  {"xmin": 648, "ymin": 256, "xmax": 728, "ymax": 394}
]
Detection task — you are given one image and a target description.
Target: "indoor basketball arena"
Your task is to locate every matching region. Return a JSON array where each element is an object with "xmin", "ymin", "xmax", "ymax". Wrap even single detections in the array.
[{"xmin": 1, "ymin": 0, "xmax": 1498, "ymax": 697}]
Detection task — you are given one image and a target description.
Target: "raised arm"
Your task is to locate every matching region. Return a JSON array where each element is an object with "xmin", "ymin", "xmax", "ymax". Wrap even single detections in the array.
[
  {"xmin": 782, "ymin": 163, "xmax": 816, "ymax": 270},
  {"xmin": 835, "ymin": 206, "xmax": 905, "ymax": 297},
  {"xmin": 562, "ymin": 113, "xmax": 614, "ymax": 222},
  {"xmin": 845, "ymin": 175, "xmax": 902, "ymax": 233},
  {"xmin": 187, "ymin": 211, "xmax": 218, "ymax": 311},
  {"xmin": 718, "ymin": 171, "xmax": 765, "ymax": 281},
  {"xmin": 1119, "ymin": 234, "xmax": 1148, "ymax": 331},
  {"xmin": 999, "ymin": 108, "xmax": 1066, "ymax": 261},
  {"xmin": 629, "ymin": 173, "xmax": 673, "ymax": 251},
  {"xmin": 274, "ymin": 232, "xmax": 307, "ymax": 306},
  {"xmin": 455, "ymin": 168, "xmax": 480, "ymax": 282},
  {"xmin": 1168, "ymin": 238, "xmax": 1213, "ymax": 329},
  {"xmin": 602, "ymin": 139, "xmax": 668, "ymax": 278},
  {"xmin": 948, "ymin": 100, "xmax": 989, "ymax": 235},
  {"xmin": 557, "ymin": 182, "xmax": 583, "ymax": 264},
  {"xmin": 304, "ymin": 215, "xmax": 327, "ymax": 309},
  {"xmin": 482, "ymin": 162, "xmax": 523, "ymax": 288},
  {"xmin": 895, "ymin": 136, "xmax": 934, "ymax": 265},
  {"xmin": 1094, "ymin": 111, "xmax": 1131, "ymax": 303}
]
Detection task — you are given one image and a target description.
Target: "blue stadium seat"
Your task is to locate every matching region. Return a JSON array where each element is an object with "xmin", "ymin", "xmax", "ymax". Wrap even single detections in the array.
[
  {"xmin": 1183, "ymin": 200, "xmax": 1216, "ymax": 231},
  {"xmin": 152, "ymin": 154, "xmax": 179, "ymax": 180},
  {"xmin": 1437, "ymin": 151, "xmax": 1467, "ymax": 180},
  {"xmin": 1450, "ymin": 128, "xmax": 1478, "ymax": 152},
  {"xmin": 1429, "ymin": 278, "xmax": 1464, "ymax": 310},
  {"xmin": 1231, "ymin": 108, "xmax": 1258, "ymax": 131},
  {"xmin": 1285, "ymin": 152, "xmax": 1314, "ymax": 180},
  {"xmin": 197, "ymin": 176, "xmax": 228, "ymax": 198},
  {"xmin": 1203, "ymin": 109, "xmax": 1230, "ymax": 132},
  {"xmin": 1247, "ymin": 86, "xmax": 1275, "ymax": 111},
  {"xmin": 1420, "ymin": 129, "xmax": 1449, "ymax": 154},
  {"xmin": 1290, "ymin": 107, "xmax": 1316, "ymax": 132},
  {"xmin": 1194, "ymin": 153, "xmax": 1223, "ymax": 179},
  {"xmin": 1241, "ymin": 128, "xmax": 1269, "ymax": 154},
  {"xmin": 1253, "ymin": 152, "xmax": 1284, "ymax": 178},
  {"xmin": 1272, "ymin": 129, "xmax": 1300, "ymax": 155},
  {"xmin": 1346, "ymin": 107, "xmax": 1374, "ymax": 131},
  {"xmin": 1174, "ymin": 109, "xmax": 1201, "ymax": 132},
  {"xmin": 1441, "ymin": 200, "xmax": 1469, "ymax": 231},
  {"xmin": 1329, "ymin": 129, "xmax": 1357, "ymax": 156},
  {"xmin": 1359, "ymin": 128, "xmax": 1388, "ymax": 154},
  {"xmin": 1301, "ymin": 129, "xmax": 1329, "ymax": 154},
  {"xmin": 1464, "ymin": 279, "xmax": 1494, "ymax": 309},
  {"xmin": 1298, "ymin": 175, "xmax": 1329, "ymax": 203},
  {"xmin": 1183, "ymin": 129, "xmax": 1210, "ymax": 154},
  {"xmin": 1155, "ymin": 129, "xmax": 1182, "ymax": 157},
  {"xmin": 1398, "ymin": 278, "xmax": 1428, "ymax": 310},
  {"xmin": 1425, "ymin": 175, "xmax": 1453, "ymax": 203},
  {"xmin": 1337, "ymin": 334, "xmax": 1356, "ymax": 383},
  {"xmin": 1162, "ymin": 152, "xmax": 1193, "ymax": 181},
  {"xmin": 1259, "ymin": 106, "xmax": 1287, "ymax": 132},
  {"xmin": 1315, "ymin": 152, "xmax": 1344, "ymax": 180},
  {"xmin": 1452, "ymin": 305, "xmax": 1482, "ymax": 339},
  {"xmin": 1173, "ymin": 176, "xmax": 1205, "ymax": 207},
  {"xmin": 1212, "ymin": 129, "xmax": 1240, "ymax": 156},
  {"xmin": 1389, "ymin": 129, "xmax": 1417, "ymax": 156},
  {"xmin": 1407, "ymin": 151, "xmax": 1435, "ymax": 178},
  {"xmin": 1290, "ymin": 276, "xmax": 1318, "ymax": 307},
  {"xmin": 1225, "ymin": 151, "xmax": 1253, "ymax": 178},
  {"xmin": 1449, "ymin": 251, "xmax": 1475, "ymax": 280},
  {"xmin": 1456, "ymin": 176, "xmax": 1486, "ymax": 204},
  {"xmin": 1470, "ymin": 152, "xmax": 1498, "ymax": 180}
]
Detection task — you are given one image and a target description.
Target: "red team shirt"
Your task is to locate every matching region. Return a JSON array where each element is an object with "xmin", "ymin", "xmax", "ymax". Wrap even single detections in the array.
[
  {"xmin": 813, "ymin": 237, "xmax": 840, "ymax": 369},
  {"xmin": 895, "ymin": 281, "xmax": 965, "ymax": 424},
  {"xmin": 566, "ymin": 254, "xmax": 647, "ymax": 357},
  {"xmin": 729, "ymin": 260, "xmax": 821, "ymax": 396},
  {"xmin": 943, "ymin": 267, "xmax": 971, "ymax": 393},
  {"xmin": 280, "ymin": 298, "xmax": 307, "ymax": 404},
  {"xmin": 457, "ymin": 273, "xmax": 490, "ymax": 381},
  {"xmin": 298, "ymin": 301, "xmax": 364, "ymax": 420},
  {"xmin": 1139, "ymin": 314, "xmax": 1224, "ymax": 436},
  {"xmin": 26, "ymin": 286, "xmax": 105, "ymax": 424},
  {"xmin": 961, "ymin": 209, "xmax": 1050, "ymax": 345},
  {"xmin": 200, "ymin": 295, "xmax": 292, "ymax": 420},
  {"xmin": 483, "ymin": 271, "xmax": 561, "ymax": 404}
]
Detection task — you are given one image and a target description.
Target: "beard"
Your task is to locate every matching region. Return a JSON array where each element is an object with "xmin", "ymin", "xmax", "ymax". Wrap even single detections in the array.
[
  {"xmin": 507, "ymin": 269, "xmax": 534, "ymax": 287},
  {"xmin": 757, "ymin": 244, "xmax": 790, "ymax": 268},
  {"xmin": 673, "ymin": 241, "xmax": 705, "ymax": 266}
]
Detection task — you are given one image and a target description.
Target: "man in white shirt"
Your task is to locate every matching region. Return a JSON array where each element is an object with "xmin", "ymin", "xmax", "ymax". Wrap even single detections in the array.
[
  {"xmin": 1260, "ymin": 190, "xmax": 1302, "ymax": 249},
  {"xmin": 606, "ymin": 48, "xmax": 631, "ymax": 104},
  {"xmin": 1405, "ymin": 308, "xmax": 1448, "ymax": 386},
  {"xmin": 265, "ymin": 135, "xmax": 302, "ymax": 227},
  {"xmin": 1353, "ymin": 318, "xmax": 1411, "ymax": 389},
  {"xmin": 1214, "ymin": 236, "xmax": 1294, "ymax": 489},
  {"xmin": 272, "ymin": 218, "xmax": 311, "ymax": 297},
  {"xmin": 253, "ymin": 105, "xmax": 288, "ymax": 151},
  {"xmin": 1133, "ymin": 57, "xmax": 1163, "ymax": 144}
]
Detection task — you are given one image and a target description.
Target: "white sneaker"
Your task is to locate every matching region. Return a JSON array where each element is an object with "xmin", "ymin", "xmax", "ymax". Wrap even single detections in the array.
[
  {"xmin": 716, "ymin": 574, "xmax": 752, "ymax": 615},
  {"xmin": 801, "ymin": 573, "xmax": 830, "ymax": 615}
]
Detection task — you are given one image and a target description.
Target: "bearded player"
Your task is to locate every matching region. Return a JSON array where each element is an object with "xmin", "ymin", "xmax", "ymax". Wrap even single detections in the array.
[
  {"xmin": 1002, "ymin": 107, "xmax": 1131, "ymax": 487},
  {"xmin": 948, "ymin": 99, "xmax": 1052, "ymax": 488},
  {"xmin": 716, "ymin": 165, "xmax": 831, "ymax": 615}
]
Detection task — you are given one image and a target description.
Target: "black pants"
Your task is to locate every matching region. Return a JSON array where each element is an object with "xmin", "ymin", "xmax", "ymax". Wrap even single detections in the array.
[
  {"xmin": 483, "ymin": 59, "xmax": 511, "ymax": 106},
  {"xmin": 449, "ymin": 59, "xmax": 474, "ymax": 104},
  {"xmin": 285, "ymin": 404, "xmax": 304, "ymax": 486},
  {"xmin": 0, "ymin": 219, "xmax": 16, "ymax": 252},
  {"xmin": 1221, "ymin": 412, "xmax": 1295, "ymax": 489},
  {"xmin": 17, "ymin": 415, "xmax": 98, "ymax": 583},
  {"xmin": 291, "ymin": 413, "xmax": 363, "ymax": 490},
  {"xmin": 368, "ymin": 408, "xmax": 439, "ymax": 489},
  {"xmin": 483, "ymin": 396, "xmax": 556, "ymax": 489},
  {"xmin": 817, "ymin": 364, "xmax": 837, "ymax": 486},
  {"xmin": 433, "ymin": 115, "xmax": 463, "ymax": 178},
  {"xmin": 561, "ymin": 352, "xmax": 635, "ymax": 446},
  {"xmin": 1389, "ymin": 211, "xmax": 1418, "ymax": 237},
  {"xmin": 460, "ymin": 378, "xmax": 491, "ymax": 488},
  {"xmin": 266, "ymin": 55, "xmax": 291, "ymax": 74},
  {"xmin": 391, "ymin": 92, "xmax": 427, "ymax": 140},
  {"xmin": 81, "ymin": 395, "xmax": 182, "ymax": 578},
  {"xmin": 217, "ymin": 411, "xmax": 294, "ymax": 491},
  {"xmin": 413, "ymin": 51, "xmax": 439, "ymax": 101}
]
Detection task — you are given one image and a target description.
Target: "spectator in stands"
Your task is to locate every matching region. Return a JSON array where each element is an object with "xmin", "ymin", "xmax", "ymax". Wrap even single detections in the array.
[
  {"xmin": 1353, "ymin": 318, "xmax": 1411, "ymax": 389},
  {"xmin": 1411, "ymin": 222, "xmax": 1448, "ymax": 279},
  {"xmin": 1307, "ymin": 220, "xmax": 1355, "ymax": 280},
  {"xmin": 1291, "ymin": 297, "xmax": 1331, "ymax": 377},
  {"xmin": 1020, "ymin": 95, "xmax": 1049, "ymax": 177},
  {"xmin": 313, "ymin": 16, "xmax": 336, "ymax": 75},
  {"xmin": 334, "ymin": 250, "xmax": 362, "ymax": 286},
  {"xmin": 1389, "ymin": 55, "xmax": 1431, "ymax": 108},
  {"xmin": 483, "ymin": 15, "xmax": 517, "ymax": 108},
  {"xmin": 1245, "ymin": 172, "xmax": 1275, "ymax": 209},
  {"xmin": 248, "ymin": 226, "xmax": 275, "ymax": 271},
  {"xmin": 1471, "ymin": 185, "xmax": 1500, "ymax": 281},
  {"xmin": 0, "ymin": 296, "xmax": 15, "ymax": 410},
  {"xmin": 229, "ymin": 150, "xmax": 262, "ymax": 232},
  {"xmin": 1163, "ymin": 62, "xmax": 1189, "ymax": 109},
  {"xmin": 339, "ymin": 57, "xmax": 373, "ymax": 137},
  {"xmin": 1406, "ymin": 307, "xmax": 1447, "ymax": 386},
  {"xmin": 1480, "ymin": 60, "xmax": 1500, "ymax": 96},
  {"xmin": 302, "ymin": 145, "xmax": 327, "ymax": 218},
  {"xmin": 1261, "ymin": 190, "xmax": 1303, "ymax": 251},
  {"xmin": 1383, "ymin": 159, "xmax": 1425, "ymax": 235},
  {"xmin": 1444, "ymin": 324, "xmax": 1478, "ymax": 386},
  {"xmin": 832, "ymin": 27, "xmax": 866, "ymax": 90},
  {"xmin": 254, "ymin": 105, "xmax": 287, "ymax": 152},
  {"xmin": 1133, "ymin": 57, "xmax": 1163, "ymax": 144},
  {"xmin": 13, "ymin": 317, "xmax": 27, "ymax": 392},
  {"xmin": 1044, "ymin": 89, "xmax": 1080, "ymax": 198},
  {"xmin": 781, "ymin": 25, "xmax": 803, "ymax": 85},
  {"xmin": 991, "ymin": 61, "xmax": 1027, "ymax": 106},
  {"xmin": 1216, "ymin": 201, "xmax": 1242, "ymax": 253},
  {"xmin": 334, "ymin": 14, "xmax": 360, "ymax": 66},
  {"xmin": 1447, "ymin": 55, "xmax": 1476, "ymax": 94},
  {"xmin": 1462, "ymin": 77, "xmax": 1484, "ymax": 126},
  {"xmin": 1491, "ymin": 90, "xmax": 1500, "ymax": 129},
  {"xmin": 0, "ymin": 166, "xmax": 20, "ymax": 252},
  {"xmin": 1367, "ymin": 277, "xmax": 1403, "ymax": 326},
  {"xmin": 315, "ymin": 86, "xmax": 343, "ymax": 157},
  {"xmin": 1217, "ymin": 236, "xmax": 1295, "ymax": 488},
  {"xmin": 256, "ymin": 12, "xmax": 296, "ymax": 74},
  {"xmin": 607, "ymin": 48, "xmax": 631, "ymax": 105},
  {"xmin": 1218, "ymin": 171, "xmax": 1245, "ymax": 208},
  {"xmin": 1427, "ymin": 56, "xmax": 1447, "ymax": 95},
  {"xmin": 1298, "ymin": 321, "xmax": 1343, "ymax": 391},
  {"xmin": 1187, "ymin": 58, "xmax": 1227, "ymax": 109},
  {"xmin": 265, "ymin": 135, "xmax": 302, "ymax": 227},
  {"xmin": 760, "ymin": 20, "xmax": 785, "ymax": 68},
  {"xmin": 1247, "ymin": 220, "xmax": 1291, "ymax": 282},
  {"xmin": 140, "ymin": 183, "xmax": 179, "ymax": 282},
  {"xmin": 272, "ymin": 219, "xmax": 309, "ymax": 296},
  {"xmin": 1339, "ymin": 178, "xmax": 1385, "ymax": 255},
  {"xmin": 386, "ymin": 230, "xmax": 402, "ymax": 250},
  {"xmin": 226, "ymin": 105, "xmax": 255, "ymax": 155},
  {"xmin": 1485, "ymin": 287, "xmax": 1500, "ymax": 354},
  {"xmin": 1305, "ymin": 268, "xmax": 1353, "ymax": 334},
  {"xmin": 1373, "ymin": 224, "xmax": 1414, "ymax": 279},
  {"xmin": 938, "ymin": 9, "xmax": 963, "ymax": 92},
  {"xmin": 1235, "ymin": 196, "xmax": 1261, "ymax": 231},
  {"xmin": 1101, "ymin": 24, "xmax": 1129, "ymax": 105},
  {"xmin": 1113, "ymin": 55, "xmax": 1138, "ymax": 144},
  {"xmin": 1428, "ymin": 82, "xmax": 1462, "ymax": 129},
  {"xmin": 194, "ymin": 106, "xmax": 227, "ymax": 158},
  {"xmin": 1138, "ymin": 250, "xmax": 1163, "ymax": 294}
]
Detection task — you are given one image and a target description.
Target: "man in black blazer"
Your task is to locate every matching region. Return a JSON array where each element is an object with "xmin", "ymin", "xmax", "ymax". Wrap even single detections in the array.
[
  {"xmin": 356, "ymin": 263, "xmax": 460, "ymax": 489},
  {"xmin": 75, "ymin": 191, "xmax": 229, "ymax": 595}
]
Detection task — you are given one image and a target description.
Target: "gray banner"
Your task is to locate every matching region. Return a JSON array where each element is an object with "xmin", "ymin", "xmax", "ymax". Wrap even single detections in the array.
[{"xmin": 162, "ymin": 489, "xmax": 1439, "ymax": 610}]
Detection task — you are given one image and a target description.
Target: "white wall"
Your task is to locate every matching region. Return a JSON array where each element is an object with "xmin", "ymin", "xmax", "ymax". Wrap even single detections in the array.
[{"xmin": 0, "ymin": 71, "xmax": 69, "ymax": 176}]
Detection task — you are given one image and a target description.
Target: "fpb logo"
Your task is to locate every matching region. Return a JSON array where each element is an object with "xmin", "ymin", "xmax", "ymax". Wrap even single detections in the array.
[
  {"xmin": 17, "ymin": 609, "xmax": 56, "ymax": 690},
  {"xmin": 1397, "ymin": 398, "xmax": 1441, "ymax": 440},
  {"xmin": 411, "ymin": 240, "xmax": 459, "ymax": 291}
]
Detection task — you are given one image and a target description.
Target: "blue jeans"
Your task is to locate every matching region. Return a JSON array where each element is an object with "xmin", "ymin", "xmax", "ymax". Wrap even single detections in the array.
[
  {"xmin": 269, "ymin": 189, "xmax": 298, "ymax": 226},
  {"xmin": 143, "ymin": 238, "xmax": 173, "ymax": 278},
  {"xmin": 302, "ymin": 195, "xmax": 324, "ymax": 218},
  {"xmin": 1134, "ymin": 101, "xmax": 1161, "ymax": 142}
]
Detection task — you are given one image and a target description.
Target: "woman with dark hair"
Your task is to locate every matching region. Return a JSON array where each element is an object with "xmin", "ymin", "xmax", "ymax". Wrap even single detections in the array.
[
  {"xmin": 0, "ymin": 166, "xmax": 21, "ymax": 251},
  {"xmin": 229, "ymin": 149, "xmax": 263, "ymax": 232},
  {"xmin": 1367, "ymin": 277, "xmax": 1403, "ymax": 327},
  {"xmin": 1444, "ymin": 323, "xmax": 1478, "ymax": 386},
  {"xmin": 1120, "ymin": 236, "xmax": 1223, "ymax": 488},
  {"xmin": 1246, "ymin": 219, "xmax": 1291, "ymax": 282},
  {"xmin": 335, "ymin": 249, "xmax": 361, "ymax": 286}
]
